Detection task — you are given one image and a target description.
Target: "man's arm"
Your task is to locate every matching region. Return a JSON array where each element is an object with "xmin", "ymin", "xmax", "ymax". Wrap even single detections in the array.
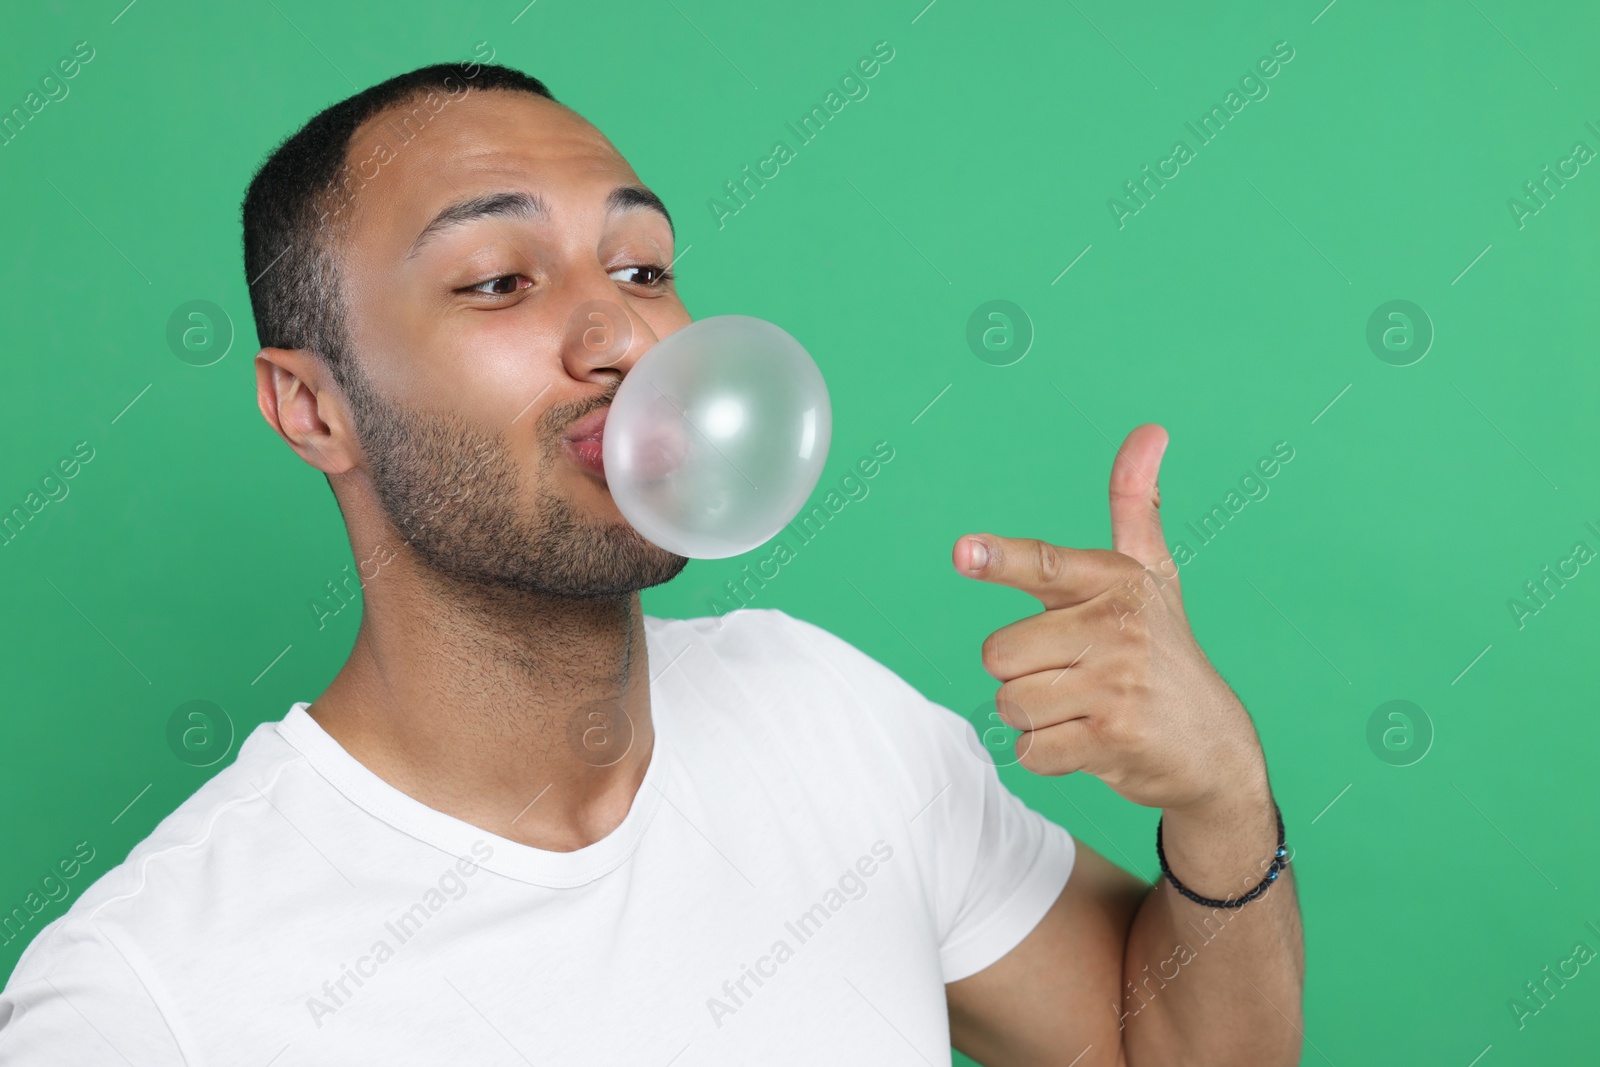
[
  {"xmin": 945, "ymin": 422, "xmax": 1306, "ymax": 1065},
  {"xmin": 947, "ymin": 776, "xmax": 1303, "ymax": 1066},
  {"xmin": 947, "ymin": 840, "xmax": 1145, "ymax": 1066},
  {"xmin": 1122, "ymin": 771, "xmax": 1303, "ymax": 1064}
]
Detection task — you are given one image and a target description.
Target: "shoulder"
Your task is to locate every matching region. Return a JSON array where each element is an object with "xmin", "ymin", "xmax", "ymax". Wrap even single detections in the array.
[
  {"xmin": 0, "ymin": 910, "xmax": 185, "ymax": 1062},
  {"xmin": 646, "ymin": 606, "xmax": 933, "ymax": 705},
  {"xmin": 0, "ymin": 720, "xmax": 308, "ymax": 1059},
  {"xmin": 648, "ymin": 606, "xmax": 928, "ymax": 691},
  {"xmin": 646, "ymin": 606, "xmax": 984, "ymax": 784},
  {"xmin": 7, "ymin": 719, "xmax": 305, "ymax": 982}
]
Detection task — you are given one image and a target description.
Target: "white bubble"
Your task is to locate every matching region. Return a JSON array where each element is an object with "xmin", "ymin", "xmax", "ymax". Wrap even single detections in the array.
[{"xmin": 602, "ymin": 315, "xmax": 832, "ymax": 559}]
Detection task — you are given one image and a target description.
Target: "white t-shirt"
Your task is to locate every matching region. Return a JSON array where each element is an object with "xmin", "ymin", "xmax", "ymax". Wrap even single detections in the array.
[{"xmin": 0, "ymin": 608, "xmax": 1075, "ymax": 1065}]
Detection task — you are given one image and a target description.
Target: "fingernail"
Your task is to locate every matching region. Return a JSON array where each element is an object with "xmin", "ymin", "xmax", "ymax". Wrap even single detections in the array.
[{"xmin": 967, "ymin": 539, "xmax": 988, "ymax": 571}]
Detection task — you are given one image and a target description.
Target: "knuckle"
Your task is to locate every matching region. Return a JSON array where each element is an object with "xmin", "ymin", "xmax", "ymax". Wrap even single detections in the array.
[
  {"xmin": 1122, "ymin": 604, "xmax": 1150, "ymax": 638},
  {"xmin": 1118, "ymin": 715, "xmax": 1146, "ymax": 751},
  {"xmin": 980, "ymin": 631, "xmax": 1008, "ymax": 676},
  {"xmin": 1033, "ymin": 540, "xmax": 1062, "ymax": 583},
  {"xmin": 1109, "ymin": 663, "xmax": 1152, "ymax": 707},
  {"xmin": 1101, "ymin": 594, "xmax": 1146, "ymax": 638},
  {"xmin": 1132, "ymin": 569, "xmax": 1162, "ymax": 601},
  {"xmin": 1099, "ymin": 711, "xmax": 1139, "ymax": 751},
  {"xmin": 994, "ymin": 683, "xmax": 1027, "ymax": 728}
]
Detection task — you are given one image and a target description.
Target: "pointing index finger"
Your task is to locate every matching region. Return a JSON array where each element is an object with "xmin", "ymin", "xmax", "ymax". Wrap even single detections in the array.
[{"xmin": 955, "ymin": 534, "xmax": 1125, "ymax": 609}]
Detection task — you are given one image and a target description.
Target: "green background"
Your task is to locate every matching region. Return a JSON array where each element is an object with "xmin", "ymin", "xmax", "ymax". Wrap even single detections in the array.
[{"xmin": 3, "ymin": 0, "xmax": 1597, "ymax": 1061}]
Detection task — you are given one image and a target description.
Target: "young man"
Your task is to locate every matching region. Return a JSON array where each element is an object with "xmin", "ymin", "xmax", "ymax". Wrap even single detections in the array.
[{"xmin": 0, "ymin": 61, "xmax": 1303, "ymax": 1065}]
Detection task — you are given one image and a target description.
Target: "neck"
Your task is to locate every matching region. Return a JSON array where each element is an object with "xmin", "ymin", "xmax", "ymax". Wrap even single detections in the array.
[{"xmin": 308, "ymin": 558, "xmax": 656, "ymax": 853}]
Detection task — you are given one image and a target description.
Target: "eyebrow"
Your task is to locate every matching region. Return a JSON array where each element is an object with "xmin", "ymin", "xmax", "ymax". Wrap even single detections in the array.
[
  {"xmin": 406, "ymin": 184, "xmax": 675, "ymax": 258},
  {"xmin": 606, "ymin": 185, "xmax": 675, "ymax": 236}
]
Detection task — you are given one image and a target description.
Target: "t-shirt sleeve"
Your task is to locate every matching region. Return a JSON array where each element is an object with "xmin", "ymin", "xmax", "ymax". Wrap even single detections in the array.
[
  {"xmin": 769, "ymin": 608, "xmax": 1077, "ymax": 984},
  {"xmin": 915, "ymin": 698, "xmax": 1078, "ymax": 982},
  {"xmin": 0, "ymin": 917, "xmax": 186, "ymax": 1065}
]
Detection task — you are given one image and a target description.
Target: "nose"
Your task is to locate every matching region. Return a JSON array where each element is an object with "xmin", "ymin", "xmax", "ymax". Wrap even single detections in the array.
[{"xmin": 558, "ymin": 291, "xmax": 659, "ymax": 390}]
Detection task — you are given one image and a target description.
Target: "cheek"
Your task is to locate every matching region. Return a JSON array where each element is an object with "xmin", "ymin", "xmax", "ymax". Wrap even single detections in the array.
[{"xmin": 441, "ymin": 313, "xmax": 567, "ymax": 432}]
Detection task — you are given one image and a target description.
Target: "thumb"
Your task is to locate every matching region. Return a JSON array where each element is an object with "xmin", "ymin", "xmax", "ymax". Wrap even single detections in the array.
[{"xmin": 1108, "ymin": 423, "xmax": 1176, "ymax": 577}]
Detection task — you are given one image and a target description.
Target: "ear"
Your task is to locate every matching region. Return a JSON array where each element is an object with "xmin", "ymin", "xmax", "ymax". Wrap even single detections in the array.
[{"xmin": 255, "ymin": 347, "xmax": 361, "ymax": 476}]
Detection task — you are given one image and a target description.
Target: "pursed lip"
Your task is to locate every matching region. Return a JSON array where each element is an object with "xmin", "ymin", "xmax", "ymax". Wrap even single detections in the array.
[
  {"xmin": 561, "ymin": 405, "xmax": 609, "ymax": 444},
  {"xmin": 561, "ymin": 405, "xmax": 609, "ymax": 477}
]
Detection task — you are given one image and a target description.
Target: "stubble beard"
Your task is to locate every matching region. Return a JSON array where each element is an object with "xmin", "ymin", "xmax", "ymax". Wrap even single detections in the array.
[{"xmin": 347, "ymin": 371, "xmax": 688, "ymax": 603}]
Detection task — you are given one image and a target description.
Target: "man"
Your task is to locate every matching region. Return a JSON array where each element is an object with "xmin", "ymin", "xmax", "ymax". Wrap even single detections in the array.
[{"xmin": 0, "ymin": 58, "xmax": 1303, "ymax": 1065}]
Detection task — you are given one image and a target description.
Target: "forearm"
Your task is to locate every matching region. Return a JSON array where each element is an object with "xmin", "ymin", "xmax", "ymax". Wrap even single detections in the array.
[{"xmin": 1119, "ymin": 768, "xmax": 1305, "ymax": 1067}]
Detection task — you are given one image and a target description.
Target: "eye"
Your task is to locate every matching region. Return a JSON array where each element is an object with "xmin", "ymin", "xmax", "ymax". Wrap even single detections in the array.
[
  {"xmin": 609, "ymin": 264, "xmax": 675, "ymax": 288},
  {"xmin": 466, "ymin": 274, "xmax": 531, "ymax": 296}
]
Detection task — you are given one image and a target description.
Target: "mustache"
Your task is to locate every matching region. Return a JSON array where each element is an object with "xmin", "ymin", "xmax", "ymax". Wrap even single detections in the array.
[{"xmin": 538, "ymin": 380, "xmax": 620, "ymax": 437}]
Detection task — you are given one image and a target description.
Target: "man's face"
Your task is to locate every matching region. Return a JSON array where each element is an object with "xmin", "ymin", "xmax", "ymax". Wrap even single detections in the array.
[{"xmin": 332, "ymin": 88, "xmax": 690, "ymax": 600}]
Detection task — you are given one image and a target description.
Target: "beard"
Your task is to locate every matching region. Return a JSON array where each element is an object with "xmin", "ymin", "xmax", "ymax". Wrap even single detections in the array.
[{"xmin": 344, "ymin": 369, "xmax": 688, "ymax": 601}]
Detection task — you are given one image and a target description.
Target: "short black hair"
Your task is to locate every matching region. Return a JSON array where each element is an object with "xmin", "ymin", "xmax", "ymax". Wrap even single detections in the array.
[{"xmin": 241, "ymin": 62, "xmax": 557, "ymax": 399}]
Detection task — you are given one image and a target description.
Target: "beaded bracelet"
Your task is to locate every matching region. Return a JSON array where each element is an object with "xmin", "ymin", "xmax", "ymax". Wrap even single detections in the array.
[{"xmin": 1155, "ymin": 799, "xmax": 1287, "ymax": 909}]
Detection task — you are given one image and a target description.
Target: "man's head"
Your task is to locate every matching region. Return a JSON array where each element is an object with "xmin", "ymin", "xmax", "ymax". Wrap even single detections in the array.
[{"xmin": 244, "ymin": 60, "xmax": 690, "ymax": 601}]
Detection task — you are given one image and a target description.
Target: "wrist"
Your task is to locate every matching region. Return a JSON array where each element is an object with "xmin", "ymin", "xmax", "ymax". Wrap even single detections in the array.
[
  {"xmin": 1158, "ymin": 768, "xmax": 1280, "ymax": 903},
  {"xmin": 1168, "ymin": 743, "xmax": 1272, "ymax": 823}
]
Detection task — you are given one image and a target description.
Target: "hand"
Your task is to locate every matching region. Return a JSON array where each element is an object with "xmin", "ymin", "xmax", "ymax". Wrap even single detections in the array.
[{"xmin": 953, "ymin": 424, "xmax": 1267, "ymax": 815}]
